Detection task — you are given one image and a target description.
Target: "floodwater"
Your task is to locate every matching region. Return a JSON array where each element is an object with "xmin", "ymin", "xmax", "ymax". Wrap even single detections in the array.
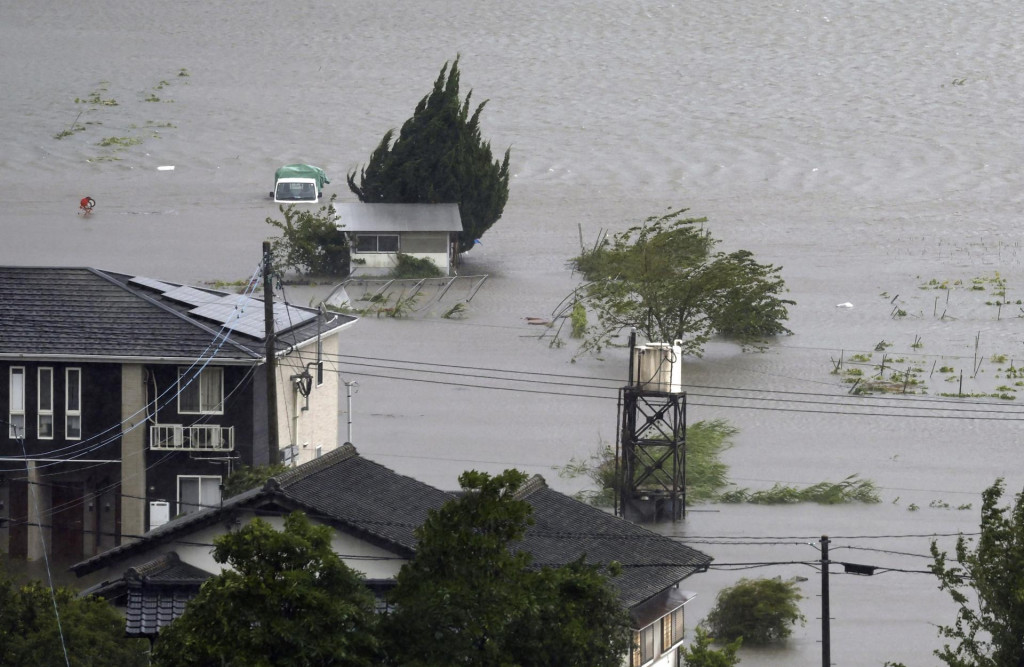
[{"xmin": 3, "ymin": 0, "xmax": 1024, "ymax": 663}]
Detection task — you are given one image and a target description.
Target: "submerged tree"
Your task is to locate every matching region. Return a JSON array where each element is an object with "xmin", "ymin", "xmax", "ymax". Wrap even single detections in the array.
[
  {"xmin": 571, "ymin": 208, "xmax": 793, "ymax": 356},
  {"xmin": 348, "ymin": 56, "xmax": 511, "ymax": 252},
  {"xmin": 702, "ymin": 577, "xmax": 805, "ymax": 645},
  {"xmin": 929, "ymin": 478, "xmax": 1024, "ymax": 667}
]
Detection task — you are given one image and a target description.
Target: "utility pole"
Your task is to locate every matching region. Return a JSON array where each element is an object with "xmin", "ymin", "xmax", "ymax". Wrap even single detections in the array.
[
  {"xmin": 821, "ymin": 534, "xmax": 831, "ymax": 667},
  {"xmin": 263, "ymin": 241, "xmax": 279, "ymax": 465}
]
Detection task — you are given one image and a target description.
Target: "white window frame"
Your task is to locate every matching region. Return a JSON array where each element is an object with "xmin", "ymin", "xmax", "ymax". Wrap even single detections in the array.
[
  {"xmin": 66, "ymin": 368, "xmax": 82, "ymax": 440},
  {"xmin": 178, "ymin": 366, "xmax": 225, "ymax": 415},
  {"xmin": 177, "ymin": 475, "xmax": 222, "ymax": 515},
  {"xmin": 38, "ymin": 367, "xmax": 54, "ymax": 440},
  {"xmin": 9, "ymin": 367, "xmax": 25, "ymax": 438}
]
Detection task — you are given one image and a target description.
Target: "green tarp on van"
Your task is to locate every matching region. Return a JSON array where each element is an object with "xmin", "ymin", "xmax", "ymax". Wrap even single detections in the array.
[{"xmin": 274, "ymin": 164, "xmax": 330, "ymax": 188}]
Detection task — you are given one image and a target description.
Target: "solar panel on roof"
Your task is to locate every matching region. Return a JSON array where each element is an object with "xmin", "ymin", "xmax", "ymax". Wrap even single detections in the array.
[
  {"xmin": 189, "ymin": 295, "xmax": 316, "ymax": 338},
  {"xmin": 130, "ymin": 276, "xmax": 178, "ymax": 292},
  {"xmin": 161, "ymin": 286, "xmax": 223, "ymax": 307}
]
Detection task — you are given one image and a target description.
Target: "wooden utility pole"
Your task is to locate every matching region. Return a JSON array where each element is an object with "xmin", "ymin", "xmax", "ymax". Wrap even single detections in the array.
[{"xmin": 263, "ymin": 241, "xmax": 279, "ymax": 465}]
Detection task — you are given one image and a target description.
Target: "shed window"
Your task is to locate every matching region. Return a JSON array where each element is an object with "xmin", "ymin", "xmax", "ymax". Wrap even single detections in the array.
[{"xmin": 355, "ymin": 234, "xmax": 399, "ymax": 253}]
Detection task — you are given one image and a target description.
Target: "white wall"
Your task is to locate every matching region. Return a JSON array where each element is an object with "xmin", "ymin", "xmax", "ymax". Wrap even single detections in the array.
[{"xmin": 275, "ymin": 332, "xmax": 341, "ymax": 466}]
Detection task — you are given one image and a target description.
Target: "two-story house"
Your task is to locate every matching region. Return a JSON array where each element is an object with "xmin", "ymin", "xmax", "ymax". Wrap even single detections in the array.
[
  {"xmin": 73, "ymin": 444, "xmax": 713, "ymax": 667},
  {"xmin": 0, "ymin": 267, "xmax": 355, "ymax": 563}
]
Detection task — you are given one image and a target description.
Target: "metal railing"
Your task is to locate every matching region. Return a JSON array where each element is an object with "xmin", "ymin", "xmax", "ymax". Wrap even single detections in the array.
[{"xmin": 150, "ymin": 424, "xmax": 234, "ymax": 451}]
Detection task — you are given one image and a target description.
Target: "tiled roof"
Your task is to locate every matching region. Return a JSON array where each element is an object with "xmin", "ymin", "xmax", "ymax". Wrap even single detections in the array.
[
  {"xmin": 515, "ymin": 480, "xmax": 711, "ymax": 608},
  {"xmin": 125, "ymin": 588, "xmax": 196, "ymax": 637},
  {"xmin": 81, "ymin": 552, "xmax": 211, "ymax": 638},
  {"xmin": 272, "ymin": 444, "xmax": 455, "ymax": 553},
  {"xmin": 0, "ymin": 267, "xmax": 355, "ymax": 361},
  {"xmin": 73, "ymin": 446, "xmax": 711, "ymax": 611}
]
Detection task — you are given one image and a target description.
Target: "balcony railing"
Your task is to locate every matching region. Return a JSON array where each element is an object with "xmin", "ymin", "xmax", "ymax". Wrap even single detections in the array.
[{"xmin": 150, "ymin": 424, "xmax": 234, "ymax": 451}]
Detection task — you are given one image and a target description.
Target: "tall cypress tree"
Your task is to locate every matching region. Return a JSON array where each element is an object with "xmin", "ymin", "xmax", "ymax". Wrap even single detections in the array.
[{"xmin": 348, "ymin": 57, "xmax": 511, "ymax": 253}]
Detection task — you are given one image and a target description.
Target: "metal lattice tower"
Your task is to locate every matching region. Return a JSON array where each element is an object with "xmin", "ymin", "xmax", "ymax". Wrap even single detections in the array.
[{"xmin": 615, "ymin": 335, "xmax": 687, "ymax": 522}]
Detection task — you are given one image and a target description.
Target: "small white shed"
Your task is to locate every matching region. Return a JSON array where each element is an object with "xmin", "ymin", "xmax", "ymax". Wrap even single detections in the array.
[{"xmin": 335, "ymin": 203, "xmax": 463, "ymax": 276}]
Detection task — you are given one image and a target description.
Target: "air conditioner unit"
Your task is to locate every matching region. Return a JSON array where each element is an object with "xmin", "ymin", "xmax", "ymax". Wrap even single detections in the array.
[{"xmin": 632, "ymin": 340, "xmax": 683, "ymax": 393}]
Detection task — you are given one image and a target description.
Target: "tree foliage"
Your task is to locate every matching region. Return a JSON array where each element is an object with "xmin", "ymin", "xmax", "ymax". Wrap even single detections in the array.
[
  {"xmin": 572, "ymin": 208, "xmax": 793, "ymax": 356},
  {"xmin": 347, "ymin": 56, "xmax": 511, "ymax": 253},
  {"xmin": 266, "ymin": 198, "xmax": 349, "ymax": 276},
  {"xmin": 152, "ymin": 512, "xmax": 378, "ymax": 667},
  {"xmin": 702, "ymin": 577, "xmax": 805, "ymax": 645},
  {"xmin": 0, "ymin": 561, "xmax": 148, "ymax": 667},
  {"xmin": 680, "ymin": 626, "xmax": 742, "ymax": 667},
  {"xmin": 382, "ymin": 469, "xmax": 631, "ymax": 667},
  {"xmin": 929, "ymin": 478, "xmax": 1024, "ymax": 667},
  {"xmin": 221, "ymin": 463, "xmax": 289, "ymax": 498}
]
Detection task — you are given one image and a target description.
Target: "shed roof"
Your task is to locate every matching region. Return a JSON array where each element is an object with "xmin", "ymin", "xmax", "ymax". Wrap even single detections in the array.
[{"xmin": 335, "ymin": 203, "xmax": 462, "ymax": 233}]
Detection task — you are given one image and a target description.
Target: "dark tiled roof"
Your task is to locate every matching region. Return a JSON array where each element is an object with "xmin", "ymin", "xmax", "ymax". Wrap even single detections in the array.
[
  {"xmin": 272, "ymin": 444, "xmax": 455, "ymax": 553},
  {"xmin": 0, "ymin": 267, "xmax": 355, "ymax": 361},
  {"xmin": 73, "ymin": 446, "xmax": 711, "ymax": 611},
  {"xmin": 80, "ymin": 552, "xmax": 211, "ymax": 638},
  {"xmin": 125, "ymin": 588, "xmax": 198, "ymax": 637},
  {"xmin": 515, "ymin": 480, "xmax": 711, "ymax": 609}
]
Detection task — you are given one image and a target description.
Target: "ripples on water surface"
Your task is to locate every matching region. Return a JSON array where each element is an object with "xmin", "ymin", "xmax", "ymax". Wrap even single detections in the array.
[{"xmin": 2, "ymin": 1, "xmax": 1023, "ymax": 663}]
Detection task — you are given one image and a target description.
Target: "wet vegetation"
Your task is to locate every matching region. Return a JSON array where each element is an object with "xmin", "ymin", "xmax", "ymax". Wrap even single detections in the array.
[{"xmin": 557, "ymin": 419, "xmax": 879, "ymax": 506}]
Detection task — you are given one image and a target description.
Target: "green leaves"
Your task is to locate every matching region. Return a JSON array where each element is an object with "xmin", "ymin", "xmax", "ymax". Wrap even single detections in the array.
[
  {"xmin": 572, "ymin": 208, "xmax": 793, "ymax": 356},
  {"xmin": 702, "ymin": 577, "xmax": 805, "ymax": 645},
  {"xmin": 383, "ymin": 470, "xmax": 630, "ymax": 667},
  {"xmin": 152, "ymin": 513, "xmax": 379, "ymax": 667},
  {"xmin": 680, "ymin": 627, "xmax": 742, "ymax": 667},
  {"xmin": 929, "ymin": 479, "xmax": 1024, "ymax": 667},
  {"xmin": 266, "ymin": 198, "xmax": 349, "ymax": 276},
  {"xmin": 347, "ymin": 57, "xmax": 511, "ymax": 253},
  {"xmin": 0, "ymin": 566, "xmax": 149, "ymax": 667}
]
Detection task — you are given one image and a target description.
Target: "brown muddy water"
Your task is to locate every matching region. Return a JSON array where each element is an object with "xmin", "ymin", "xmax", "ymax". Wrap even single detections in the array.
[{"xmin": 3, "ymin": 0, "xmax": 1024, "ymax": 663}]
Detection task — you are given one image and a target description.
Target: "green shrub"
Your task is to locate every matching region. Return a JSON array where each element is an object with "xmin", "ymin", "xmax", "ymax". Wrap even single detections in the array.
[
  {"xmin": 703, "ymin": 577, "xmax": 805, "ymax": 644},
  {"xmin": 390, "ymin": 253, "xmax": 442, "ymax": 279},
  {"xmin": 266, "ymin": 199, "xmax": 349, "ymax": 276}
]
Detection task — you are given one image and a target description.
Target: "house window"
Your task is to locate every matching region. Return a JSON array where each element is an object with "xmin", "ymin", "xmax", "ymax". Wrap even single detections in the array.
[
  {"xmin": 38, "ymin": 368, "xmax": 54, "ymax": 439},
  {"xmin": 66, "ymin": 368, "xmax": 82, "ymax": 440},
  {"xmin": 662, "ymin": 606, "xmax": 685, "ymax": 650},
  {"xmin": 9, "ymin": 367, "xmax": 25, "ymax": 438},
  {"xmin": 630, "ymin": 627, "xmax": 655, "ymax": 667},
  {"xmin": 178, "ymin": 475, "xmax": 222, "ymax": 515},
  {"xmin": 632, "ymin": 625, "xmax": 657, "ymax": 666},
  {"xmin": 178, "ymin": 367, "xmax": 224, "ymax": 414},
  {"xmin": 355, "ymin": 234, "xmax": 399, "ymax": 253}
]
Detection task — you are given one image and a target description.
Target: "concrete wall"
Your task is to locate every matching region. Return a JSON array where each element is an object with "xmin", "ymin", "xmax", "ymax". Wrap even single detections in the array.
[{"xmin": 120, "ymin": 364, "xmax": 147, "ymax": 542}]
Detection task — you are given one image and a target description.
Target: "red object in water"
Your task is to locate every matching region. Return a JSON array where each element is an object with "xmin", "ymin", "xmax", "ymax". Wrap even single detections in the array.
[{"xmin": 79, "ymin": 196, "xmax": 95, "ymax": 215}]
